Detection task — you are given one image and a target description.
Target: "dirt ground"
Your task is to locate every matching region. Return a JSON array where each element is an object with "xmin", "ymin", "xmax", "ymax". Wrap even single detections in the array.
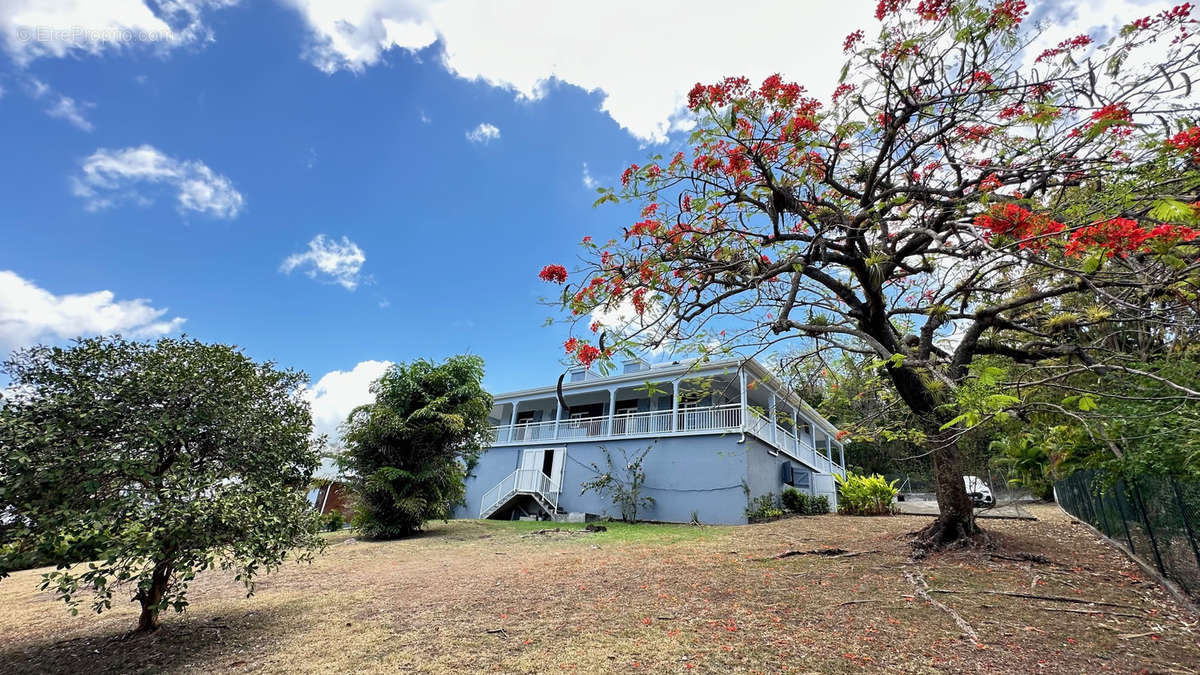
[{"xmin": 1, "ymin": 504, "xmax": 1197, "ymax": 674}]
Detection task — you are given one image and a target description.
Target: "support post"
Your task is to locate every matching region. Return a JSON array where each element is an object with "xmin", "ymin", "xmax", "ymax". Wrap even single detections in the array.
[
  {"xmin": 509, "ymin": 402, "xmax": 519, "ymax": 442},
  {"xmin": 739, "ymin": 368, "xmax": 748, "ymax": 430},
  {"xmin": 825, "ymin": 436, "xmax": 832, "ymax": 473},
  {"xmin": 768, "ymin": 392, "xmax": 777, "ymax": 444},
  {"xmin": 671, "ymin": 380, "xmax": 679, "ymax": 432},
  {"xmin": 553, "ymin": 397, "xmax": 562, "ymax": 439},
  {"xmin": 838, "ymin": 441, "xmax": 845, "ymax": 473},
  {"xmin": 791, "ymin": 403, "xmax": 799, "ymax": 455},
  {"xmin": 607, "ymin": 388, "xmax": 616, "ymax": 437}
]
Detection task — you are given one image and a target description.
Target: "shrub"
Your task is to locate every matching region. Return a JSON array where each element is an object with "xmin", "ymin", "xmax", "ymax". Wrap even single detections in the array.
[
  {"xmin": 835, "ymin": 471, "xmax": 899, "ymax": 516},
  {"xmin": 322, "ymin": 510, "xmax": 345, "ymax": 532},
  {"xmin": 745, "ymin": 493, "xmax": 783, "ymax": 523},
  {"xmin": 811, "ymin": 495, "xmax": 830, "ymax": 515},
  {"xmin": 781, "ymin": 487, "xmax": 809, "ymax": 514}
]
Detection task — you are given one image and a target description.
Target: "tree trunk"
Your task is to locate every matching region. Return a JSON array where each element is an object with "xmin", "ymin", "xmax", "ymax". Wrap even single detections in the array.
[
  {"xmin": 135, "ymin": 560, "xmax": 171, "ymax": 633},
  {"xmin": 914, "ymin": 427, "xmax": 979, "ymax": 550}
]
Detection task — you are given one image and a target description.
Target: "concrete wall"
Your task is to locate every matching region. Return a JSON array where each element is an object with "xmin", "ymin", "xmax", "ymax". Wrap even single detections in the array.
[
  {"xmin": 457, "ymin": 434, "xmax": 752, "ymax": 524},
  {"xmin": 457, "ymin": 432, "xmax": 841, "ymax": 524}
]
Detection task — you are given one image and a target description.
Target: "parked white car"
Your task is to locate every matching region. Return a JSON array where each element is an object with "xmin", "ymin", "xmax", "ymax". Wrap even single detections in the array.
[{"xmin": 964, "ymin": 476, "xmax": 994, "ymax": 507}]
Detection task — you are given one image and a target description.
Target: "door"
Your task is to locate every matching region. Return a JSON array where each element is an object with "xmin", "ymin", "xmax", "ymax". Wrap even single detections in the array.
[
  {"xmin": 519, "ymin": 449, "xmax": 543, "ymax": 491},
  {"xmin": 518, "ymin": 448, "xmax": 564, "ymax": 494}
]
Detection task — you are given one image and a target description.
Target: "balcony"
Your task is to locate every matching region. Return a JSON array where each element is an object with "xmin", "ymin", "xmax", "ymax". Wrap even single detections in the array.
[{"xmin": 487, "ymin": 402, "xmax": 844, "ymax": 475}]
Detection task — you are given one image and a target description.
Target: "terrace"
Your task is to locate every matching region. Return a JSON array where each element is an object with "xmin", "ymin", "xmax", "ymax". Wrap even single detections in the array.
[{"xmin": 485, "ymin": 358, "xmax": 846, "ymax": 475}]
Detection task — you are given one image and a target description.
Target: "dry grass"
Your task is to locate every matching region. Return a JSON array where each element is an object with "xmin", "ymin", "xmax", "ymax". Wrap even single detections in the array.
[{"xmin": 2, "ymin": 505, "xmax": 1198, "ymax": 673}]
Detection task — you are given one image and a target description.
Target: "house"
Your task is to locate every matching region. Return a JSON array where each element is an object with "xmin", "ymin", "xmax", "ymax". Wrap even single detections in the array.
[
  {"xmin": 455, "ymin": 357, "xmax": 846, "ymax": 524},
  {"xmin": 308, "ymin": 456, "xmax": 353, "ymax": 519}
]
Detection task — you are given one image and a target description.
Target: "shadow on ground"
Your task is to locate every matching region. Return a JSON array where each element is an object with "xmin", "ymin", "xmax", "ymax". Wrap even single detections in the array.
[{"xmin": 0, "ymin": 604, "xmax": 303, "ymax": 675}]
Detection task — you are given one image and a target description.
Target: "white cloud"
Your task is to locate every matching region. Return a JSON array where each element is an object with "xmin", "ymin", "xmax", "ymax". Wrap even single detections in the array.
[
  {"xmin": 304, "ymin": 359, "xmax": 393, "ymax": 441},
  {"xmin": 279, "ymin": 0, "xmax": 1189, "ymax": 144},
  {"xmin": 279, "ymin": 0, "xmax": 437, "ymax": 74},
  {"xmin": 581, "ymin": 162, "xmax": 597, "ymax": 189},
  {"xmin": 71, "ymin": 145, "xmax": 244, "ymax": 218},
  {"xmin": 0, "ymin": 0, "xmax": 237, "ymax": 65},
  {"xmin": 0, "ymin": 269, "xmax": 185, "ymax": 352},
  {"xmin": 465, "ymin": 121, "xmax": 499, "ymax": 144},
  {"xmin": 280, "ymin": 234, "xmax": 367, "ymax": 290},
  {"xmin": 46, "ymin": 94, "xmax": 93, "ymax": 131}
]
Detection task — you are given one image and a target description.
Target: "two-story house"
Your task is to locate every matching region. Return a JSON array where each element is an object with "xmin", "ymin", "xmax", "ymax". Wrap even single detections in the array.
[{"xmin": 456, "ymin": 357, "xmax": 845, "ymax": 524}]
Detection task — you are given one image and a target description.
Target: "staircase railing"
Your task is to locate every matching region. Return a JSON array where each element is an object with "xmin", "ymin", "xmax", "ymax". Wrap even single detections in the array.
[{"xmin": 480, "ymin": 468, "xmax": 561, "ymax": 518}]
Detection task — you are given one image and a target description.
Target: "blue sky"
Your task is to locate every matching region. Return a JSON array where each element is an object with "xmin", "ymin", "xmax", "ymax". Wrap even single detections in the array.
[{"xmin": 0, "ymin": 0, "xmax": 1161, "ymax": 437}]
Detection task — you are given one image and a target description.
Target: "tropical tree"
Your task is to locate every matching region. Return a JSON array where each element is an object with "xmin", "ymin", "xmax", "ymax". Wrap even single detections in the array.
[
  {"xmin": 340, "ymin": 355, "xmax": 492, "ymax": 539},
  {"xmin": 0, "ymin": 336, "xmax": 323, "ymax": 633},
  {"xmin": 541, "ymin": 1, "xmax": 1200, "ymax": 548}
]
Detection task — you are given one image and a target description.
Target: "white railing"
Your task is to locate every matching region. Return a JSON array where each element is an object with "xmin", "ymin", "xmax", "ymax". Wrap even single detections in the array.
[
  {"xmin": 485, "ymin": 403, "xmax": 844, "ymax": 475},
  {"xmin": 610, "ymin": 409, "xmax": 672, "ymax": 436},
  {"xmin": 488, "ymin": 403, "xmax": 742, "ymax": 445},
  {"xmin": 480, "ymin": 468, "xmax": 561, "ymax": 518}
]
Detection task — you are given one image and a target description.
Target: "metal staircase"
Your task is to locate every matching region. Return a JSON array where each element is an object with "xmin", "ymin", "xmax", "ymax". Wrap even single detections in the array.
[{"xmin": 480, "ymin": 468, "xmax": 562, "ymax": 519}]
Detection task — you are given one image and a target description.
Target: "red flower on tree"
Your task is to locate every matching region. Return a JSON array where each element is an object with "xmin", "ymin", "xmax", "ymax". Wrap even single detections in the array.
[
  {"xmin": 1166, "ymin": 126, "xmax": 1200, "ymax": 162},
  {"xmin": 539, "ymin": 264, "xmax": 568, "ymax": 284},
  {"xmin": 974, "ymin": 204, "xmax": 1065, "ymax": 250}
]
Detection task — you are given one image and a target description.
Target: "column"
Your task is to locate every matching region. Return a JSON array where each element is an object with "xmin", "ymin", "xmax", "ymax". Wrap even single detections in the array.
[
  {"xmin": 739, "ymin": 369, "xmax": 748, "ymax": 430},
  {"xmin": 838, "ymin": 442, "xmax": 846, "ymax": 474},
  {"xmin": 553, "ymin": 398, "xmax": 562, "ymax": 439},
  {"xmin": 825, "ymin": 436, "xmax": 833, "ymax": 473},
  {"xmin": 671, "ymin": 380, "xmax": 679, "ymax": 432},
  {"xmin": 509, "ymin": 402, "xmax": 519, "ymax": 442},
  {"xmin": 607, "ymin": 388, "xmax": 616, "ymax": 437},
  {"xmin": 790, "ymin": 402, "xmax": 800, "ymax": 455},
  {"xmin": 768, "ymin": 391, "xmax": 777, "ymax": 444}
]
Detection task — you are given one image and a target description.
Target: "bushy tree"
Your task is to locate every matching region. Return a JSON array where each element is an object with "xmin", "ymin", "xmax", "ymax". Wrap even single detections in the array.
[
  {"xmin": 0, "ymin": 336, "xmax": 324, "ymax": 633},
  {"xmin": 341, "ymin": 355, "xmax": 492, "ymax": 539},
  {"xmin": 541, "ymin": 1, "xmax": 1200, "ymax": 548}
]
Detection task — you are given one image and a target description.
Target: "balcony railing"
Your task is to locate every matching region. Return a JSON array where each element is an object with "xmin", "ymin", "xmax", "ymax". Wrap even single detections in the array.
[{"xmin": 486, "ymin": 402, "xmax": 844, "ymax": 475}]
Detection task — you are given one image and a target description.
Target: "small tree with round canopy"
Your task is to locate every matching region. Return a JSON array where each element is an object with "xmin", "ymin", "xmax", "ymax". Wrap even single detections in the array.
[{"xmin": 0, "ymin": 336, "xmax": 325, "ymax": 633}]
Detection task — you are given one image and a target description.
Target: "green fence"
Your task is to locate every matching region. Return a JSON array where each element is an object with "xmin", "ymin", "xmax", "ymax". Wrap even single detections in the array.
[{"xmin": 1055, "ymin": 470, "xmax": 1200, "ymax": 598}]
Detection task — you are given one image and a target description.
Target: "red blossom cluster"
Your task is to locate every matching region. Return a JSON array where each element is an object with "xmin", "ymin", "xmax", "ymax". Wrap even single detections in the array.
[
  {"xmin": 915, "ymin": 0, "xmax": 953, "ymax": 21},
  {"xmin": 563, "ymin": 338, "xmax": 606, "ymax": 367},
  {"xmin": 831, "ymin": 83, "xmax": 856, "ymax": 103},
  {"xmin": 957, "ymin": 124, "xmax": 996, "ymax": 142},
  {"xmin": 621, "ymin": 163, "xmax": 638, "ymax": 187},
  {"xmin": 1035, "ymin": 34, "xmax": 1093, "ymax": 63},
  {"xmin": 538, "ymin": 264, "xmax": 568, "ymax": 284},
  {"xmin": 978, "ymin": 174, "xmax": 1003, "ymax": 191},
  {"xmin": 999, "ymin": 104, "xmax": 1024, "ymax": 120},
  {"xmin": 686, "ymin": 76, "xmax": 752, "ymax": 111},
  {"xmin": 990, "ymin": 0, "xmax": 1028, "ymax": 26},
  {"xmin": 843, "ymin": 30, "xmax": 864, "ymax": 53},
  {"xmin": 1166, "ymin": 126, "xmax": 1200, "ymax": 162},
  {"xmin": 875, "ymin": 0, "xmax": 907, "ymax": 20},
  {"xmin": 976, "ymin": 206, "xmax": 1200, "ymax": 257},
  {"xmin": 969, "ymin": 70, "xmax": 994, "ymax": 86},
  {"xmin": 1082, "ymin": 103, "xmax": 1134, "ymax": 137},
  {"xmin": 1126, "ymin": 3, "xmax": 1194, "ymax": 33},
  {"xmin": 1064, "ymin": 218, "xmax": 1199, "ymax": 257},
  {"xmin": 973, "ymin": 204, "xmax": 1065, "ymax": 250}
]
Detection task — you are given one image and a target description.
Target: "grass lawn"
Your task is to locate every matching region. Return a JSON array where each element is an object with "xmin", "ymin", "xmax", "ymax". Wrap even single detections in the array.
[{"xmin": 1, "ymin": 505, "xmax": 1197, "ymax": 673}]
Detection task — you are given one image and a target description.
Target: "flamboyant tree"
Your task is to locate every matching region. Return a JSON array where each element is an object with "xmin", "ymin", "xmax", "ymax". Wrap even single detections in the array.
[{"xmin": 541, "ymin": 0, "xmax": 1200, "ymax": 548}]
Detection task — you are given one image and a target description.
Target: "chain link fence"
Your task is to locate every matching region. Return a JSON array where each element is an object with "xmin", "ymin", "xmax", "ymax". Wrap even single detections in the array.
[{"xmin": 1056, "ymin": 470, "xmax": 1200, "ymax": 599}]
